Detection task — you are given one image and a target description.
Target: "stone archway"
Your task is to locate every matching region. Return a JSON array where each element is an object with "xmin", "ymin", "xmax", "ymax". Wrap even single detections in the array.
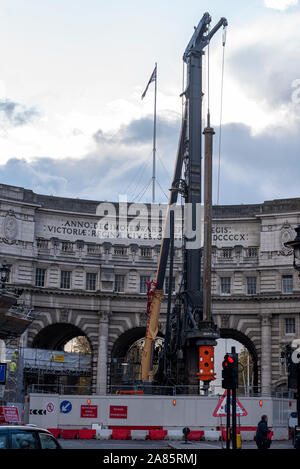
[
  {"xmin": 32, "ymin": 323, "xmax": 92, "ymax": 351},
  {"xmin": 109, "ymin": 327, "xmax": 164, "ymax": 387},
  {"xmin": 26, "ymin": 323, "xmax": 93, "ymax": 394}
]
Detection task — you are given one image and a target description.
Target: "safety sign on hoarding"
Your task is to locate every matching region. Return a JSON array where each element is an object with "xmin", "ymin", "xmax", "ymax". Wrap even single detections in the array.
[
  {"xmin": 60, "ymin": 400, "xmax": 72, "ymax": 414},
  {"xmin": 46, "ymin": 402, "xmax": 55, "ymax": 413},
  {"xmin": 3, "ymin": 406, "xmax": 20, "ymax": 423},
  {"xmin": 30, "ymin": 409, "xmax": 46, "ymax": 415},
  {"xmin": 80, "ymin": 405, "xmax": 98, "ymax": 418},
  {"xmin": 213, "ymin": 390, "xmax": 247, "ymax": 417},
  {"xmin": 109, "ymin": 405, "xmax": 128, "ymax": 419}
]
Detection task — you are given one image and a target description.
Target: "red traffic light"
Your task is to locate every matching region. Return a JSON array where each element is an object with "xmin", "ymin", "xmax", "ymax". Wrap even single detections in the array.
[
  {"xmin": 222, "ymin": 352, "xmax": 239, "ymax": 390},
  {"xmin": 223, "ymin": 354, "xmax": 235, "ymax": 367}
]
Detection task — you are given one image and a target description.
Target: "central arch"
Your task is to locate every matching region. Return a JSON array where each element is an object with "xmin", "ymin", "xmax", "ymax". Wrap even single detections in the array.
[{"xmin": 109, "ymin": 327, "xmax": 164, "ymax": 387}]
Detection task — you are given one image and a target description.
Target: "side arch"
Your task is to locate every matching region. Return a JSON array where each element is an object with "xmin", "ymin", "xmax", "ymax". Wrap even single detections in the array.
[
  {"xmin": 31, "ymin": 323, "xmax": 93, "ymax": 352},
  {"xmin": 220, "ymin": 328, "xmax": 259, "ymax": 390}
]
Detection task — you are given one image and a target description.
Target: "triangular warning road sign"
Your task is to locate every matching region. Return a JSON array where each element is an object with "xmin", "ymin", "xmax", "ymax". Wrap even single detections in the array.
[{"xmin": 213, "ymin": 390, "xmax": 247, "ymax": 417}]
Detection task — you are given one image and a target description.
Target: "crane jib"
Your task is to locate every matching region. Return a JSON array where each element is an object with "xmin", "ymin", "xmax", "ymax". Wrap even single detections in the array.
[{"xmin": 141, "ymin": 12, "xmax": 228, "ymax": 385}]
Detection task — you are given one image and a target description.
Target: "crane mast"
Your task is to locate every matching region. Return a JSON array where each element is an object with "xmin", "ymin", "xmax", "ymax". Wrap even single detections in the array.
[{"xmin": 141, "ymin": 13, "xmax": 228, "ymax": 391}]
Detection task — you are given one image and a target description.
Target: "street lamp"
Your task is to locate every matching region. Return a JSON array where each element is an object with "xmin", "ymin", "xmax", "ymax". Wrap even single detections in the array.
[
  {"xmin": 284, "ymin": 226, "xmax": 300, "ymax": 447},
  {"xmin": 0, "ymin": 263, "xmax": 10, "ymax": 289},
  {"xmin": 284, "ymin": 225, "xmax": 300, "ymax": 274}
]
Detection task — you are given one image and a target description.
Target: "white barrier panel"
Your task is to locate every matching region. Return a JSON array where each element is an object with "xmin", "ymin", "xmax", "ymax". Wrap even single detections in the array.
[
  {"xmin": 24, "ymin": 393, "xmax": 296, "ymax": 441},
  {"xmin": 166, "ymin": 430, "xmax": 183, "ymax": 440},
  {"xmin": 131, "ymin": 430, "xmax": 147, "ymax": 440},
  {"xmin": 204, "ymin": 430, "xmax": 221, "ymax": 441},
  {"xmin": 94, "ymin": 428, "xmax": 112, "ymax": 440}
]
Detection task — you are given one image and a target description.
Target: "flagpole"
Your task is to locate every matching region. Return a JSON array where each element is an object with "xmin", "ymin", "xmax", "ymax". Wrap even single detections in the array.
[{"xmin": 152, "ymin": 62, "xmax": 157, "ymax": 204}]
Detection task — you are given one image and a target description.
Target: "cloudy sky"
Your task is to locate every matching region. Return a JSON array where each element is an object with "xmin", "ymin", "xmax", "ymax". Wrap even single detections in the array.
[{"xmin": 0, "ymin": 0, "xmax": 300, "ymax": 204}]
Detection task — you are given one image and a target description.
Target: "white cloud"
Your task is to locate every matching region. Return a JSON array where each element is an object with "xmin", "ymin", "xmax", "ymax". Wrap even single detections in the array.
[
  {"xmin": 264, "ymin": 0, "xmax": 298, "ymax": 10},
  {"xmin": 204, "ymin": 11, "xmax": 300, "ymax": 134}
]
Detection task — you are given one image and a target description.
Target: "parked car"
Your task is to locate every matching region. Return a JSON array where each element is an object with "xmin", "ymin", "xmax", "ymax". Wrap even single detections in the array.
[{"xmin": 0, "ymin": 425, "xmax": 62, "ymax": 449}]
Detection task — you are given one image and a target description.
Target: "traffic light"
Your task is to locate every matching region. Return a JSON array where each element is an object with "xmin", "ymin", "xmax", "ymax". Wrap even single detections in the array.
[{"xmin": 222, "ymin": 353, "xmax": 238, "ymax": 389}]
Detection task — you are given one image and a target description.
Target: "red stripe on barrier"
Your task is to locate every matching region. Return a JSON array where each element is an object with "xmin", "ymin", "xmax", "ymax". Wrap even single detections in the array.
[
  {"xmin": 109, "ymin": 425, "xmax": 163, "ymax": 430},
  {"xmin": 61, "ymin": 429, "xmax": 79, "ymax": 439},
  {"xmin": 149, "ymin": 430, "xmax": 167, "ymax": 440},
  {"xmin": 48, "ymin": 428, "xmax": 61, "ymax": 438},
  {"xmin": 78, "ymin": 429, "xmax": 96, "ymax": 439},
  {"xmin": 217, "ymin": 426, "xmax": 257, "ymax": 431},
  {"xmin": 111, "ymin": 429, "xmax": 131, "ymax": 440},
  {"xmin": 188, "ymin": 431, "xmax": 204, "ymax": 441}
]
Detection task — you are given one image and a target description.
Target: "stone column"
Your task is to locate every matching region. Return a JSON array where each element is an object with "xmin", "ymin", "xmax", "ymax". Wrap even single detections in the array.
[
  {"xmin": 96, "ymin": 311, "xmax": 110, "ymax": 395},
  {"xmin": 260, "ymin": 313, "xmax": 272, "ymax": 394}
]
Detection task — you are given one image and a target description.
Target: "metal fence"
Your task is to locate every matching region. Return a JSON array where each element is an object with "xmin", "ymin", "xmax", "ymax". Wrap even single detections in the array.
[
  {"xmin": 106, "ymin": 384, "xmax": 295, "ymax": 398},
  {"xmin": 27, "ymin": 384, "xmax": 95, "ymax": 395},
  {"xmin": 25, "ymin": 383, "xmax": 295, "ymax": 398},
  {"xmin": 27, "ymin": 384, "xmax": 293, "ymax": 397}
]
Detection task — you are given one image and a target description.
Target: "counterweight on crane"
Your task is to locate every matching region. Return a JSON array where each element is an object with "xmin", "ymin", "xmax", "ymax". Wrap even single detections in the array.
[{"xmin": 141, "ymin": 13, "xmax": 228, "ymax": 391}]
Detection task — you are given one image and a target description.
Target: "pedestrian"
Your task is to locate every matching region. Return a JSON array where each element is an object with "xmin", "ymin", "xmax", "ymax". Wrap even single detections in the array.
[{"xmin": 255, "ymin": 415, "xmax": 271, "ymax": 449}]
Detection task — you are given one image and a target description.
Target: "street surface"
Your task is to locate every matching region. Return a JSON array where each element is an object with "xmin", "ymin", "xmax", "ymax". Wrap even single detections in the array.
[{"xmin": 59, "ymin": 439, "xmax": 294, "ymax": 450}]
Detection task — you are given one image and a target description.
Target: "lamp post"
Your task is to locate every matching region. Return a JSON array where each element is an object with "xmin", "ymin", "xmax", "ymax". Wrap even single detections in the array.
[
  {"xmin": 284, "ymin": 226, "xmax": 300, "ymax": 446},
  {"xmin": 0, "ymin": 263, "xmax": 10, "ymax": 290},
  {"xmin": 284, "ymin": 225, "xmax": 300, "ymax": 274}
]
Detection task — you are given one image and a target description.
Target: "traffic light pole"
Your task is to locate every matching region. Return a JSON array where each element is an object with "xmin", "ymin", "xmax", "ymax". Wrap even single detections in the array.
[
  {"xmin": 222, "ymin": 347, "xmax": 238, "ymax": 450},
  {"xmin": 296, "ymin": 363, "xmax": 300, "ymax": 449},
  {"xmin": 297, "ymin": 364, "xmax": 300, "ymax": 427},
  {"xmin": 231, "ymin": 346, "xmax": 237, "ymax": 449},
  {"xmin": 226, "ymin": 390, "xmax": 231, "ymax": 450},
  {"xmin": 232, "ymin": 384, "xmax": 237, "ymax": 449}
]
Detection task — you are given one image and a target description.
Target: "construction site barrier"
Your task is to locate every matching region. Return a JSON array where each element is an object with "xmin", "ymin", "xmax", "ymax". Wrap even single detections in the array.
[
  {"xmin": 43, "ymin": 426, "xmax": 277, "ymax": 442},
  {"xmin": 61, "ymin": 429, "xmax": 79, "ymax": 439},
  {"xmin": 78, "ymin": 429, "xmax": 96, "ymax": 439},
  {"xmin": 111, "ymin": 429, "xmax": 131, "ymax": 440},
  {"xmin": 187, "ymin": 430, "xmax": 205, "ymax": 441},
  {"xmin": 130, "ymin": 430, "xmax": 147, "ymax": 440},
  {"xmin": 48, "ymin": 428, "xmax": 61, "ymax": 439},
  {"xmin": 204, "ymin": 430, "xmax": 221, "ymax": 441},
  {"xmin": 166, "ymin": 430, "xmax": 182, "ymax": 440},
  {"xmin": 94, "ymin": 428, "xmax": 112, "ymax": 440},
  {"xmin": 148, "ymin": 429, "xmax": 167, "ymax": 440}
]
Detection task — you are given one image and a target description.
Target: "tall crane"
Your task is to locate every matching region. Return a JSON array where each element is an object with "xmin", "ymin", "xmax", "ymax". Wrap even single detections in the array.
[{"xmin": 141, "ymin": 13, "xmax": 228, "ymax": 391}]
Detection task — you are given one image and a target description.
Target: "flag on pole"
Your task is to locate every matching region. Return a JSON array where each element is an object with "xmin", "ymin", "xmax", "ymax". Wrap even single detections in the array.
[{"xmin": 141, "ymin": 64, "xmax": 157, "ymax": 100}]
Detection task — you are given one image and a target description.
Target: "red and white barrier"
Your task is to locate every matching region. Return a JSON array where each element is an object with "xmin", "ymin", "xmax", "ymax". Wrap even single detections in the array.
[{"xmin": 47, "ymin": 426, "xmax": 249, "ymax": 441}]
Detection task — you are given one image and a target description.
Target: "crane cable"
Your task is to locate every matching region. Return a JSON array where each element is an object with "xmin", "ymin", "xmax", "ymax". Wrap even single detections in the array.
[{"xmin": 216, "ymin": 26, "xmax": 227, "ymax": 206}]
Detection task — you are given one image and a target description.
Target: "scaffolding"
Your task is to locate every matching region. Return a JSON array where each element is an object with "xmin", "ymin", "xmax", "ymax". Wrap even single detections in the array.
[
  {"xmin": 1, "ymin": 347, "xmax": 92, "ymax": 402},
  {"xmin": 22, "ymin": 347, "xmax": 91, "ymax": 376},
  {"xmin": 0, "ymin": 290, "xmax": 35, "ymax": 340}
]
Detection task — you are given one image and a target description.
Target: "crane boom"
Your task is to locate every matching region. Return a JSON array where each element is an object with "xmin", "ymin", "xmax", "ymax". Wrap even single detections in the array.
[
  {"xmin": 141, "ymin": 103, "xmax": 187, "ymax": 382},
  {"xmin": 141, "ymin": 13, "xmax": 228, "ymax": 386}
]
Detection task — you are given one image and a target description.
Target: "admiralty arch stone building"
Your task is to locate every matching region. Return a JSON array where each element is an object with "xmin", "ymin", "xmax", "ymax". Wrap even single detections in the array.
[{"xmin": 0, "ymin": 183, "xmax": 300, "ymax": 395}]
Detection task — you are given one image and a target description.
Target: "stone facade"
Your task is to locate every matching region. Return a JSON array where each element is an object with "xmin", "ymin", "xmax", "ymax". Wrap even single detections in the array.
[{"xmin": 0, "ymin": 183, "xmax": 299, "ymax": 393}]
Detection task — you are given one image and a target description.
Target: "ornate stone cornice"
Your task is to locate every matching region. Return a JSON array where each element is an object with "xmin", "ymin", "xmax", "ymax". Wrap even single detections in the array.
[
  {"xmin": 13, "ymin": 285, "xmax": 149, "ymax": 300},
  {"xmin": 212, "ymin": 293, "xmax": 300, "ymax": 302}
]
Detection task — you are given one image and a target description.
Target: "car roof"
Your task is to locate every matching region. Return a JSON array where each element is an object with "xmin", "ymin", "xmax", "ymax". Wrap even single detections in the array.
[{"xmin": 0, "ymin": 425, "xmax": 51, "ymax": 433}]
